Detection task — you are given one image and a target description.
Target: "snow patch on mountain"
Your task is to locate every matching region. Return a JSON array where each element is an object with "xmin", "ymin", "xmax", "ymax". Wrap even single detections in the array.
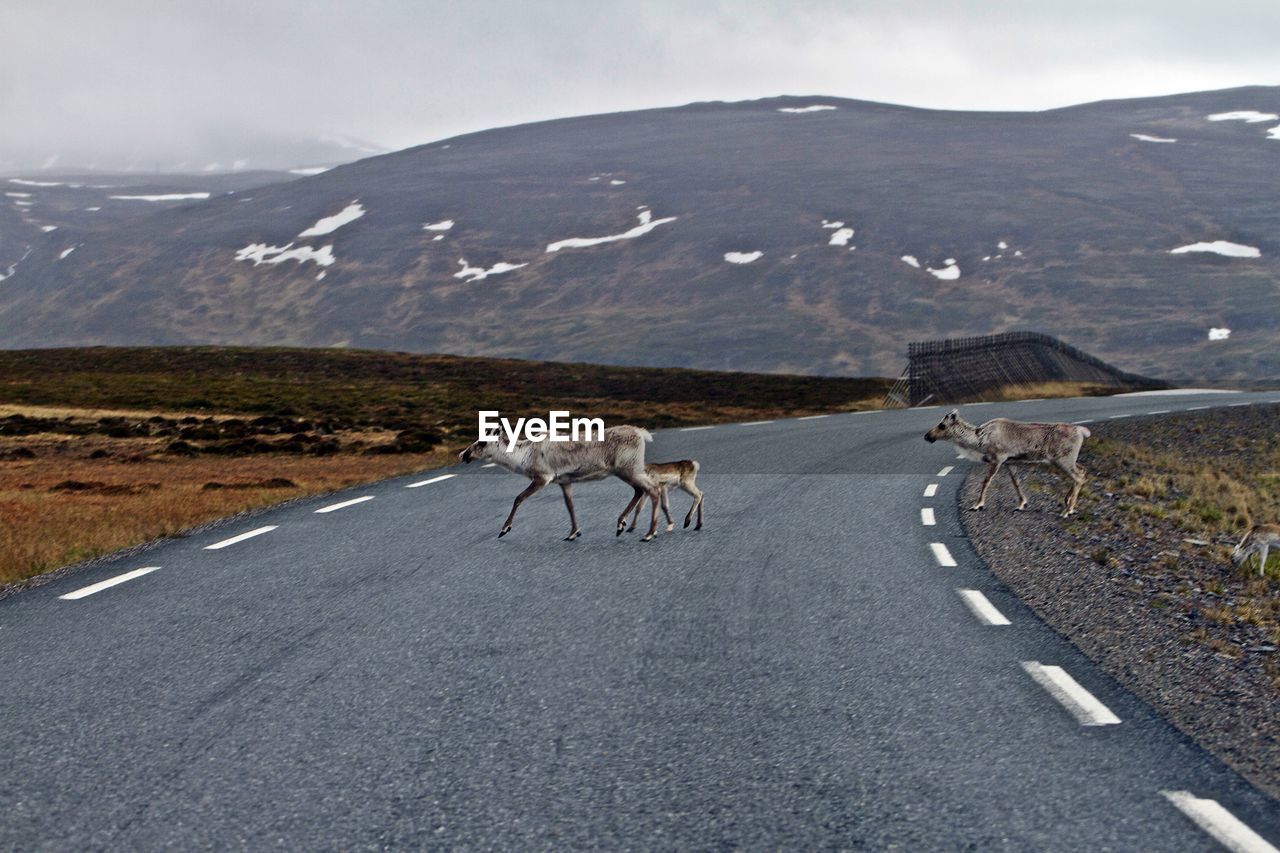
[
  {"xmin": 423, "ymin": 219, "xmax": 454, "ymax": 232},
  {"xmin": 724, "ymin": 251, "xmax": 762, "ymax": 264},
  {"xmin": 454, "ymin": 258, "xmax": 527, "ymax": 282},
  {"xmin": 778, "ymin": 105, "xmax": 837, "ymax": 114},
  {"xmin": 545, "ymin": 209, "xmax": 676, "ymax": 252},
  {"xmin": 927, "ymin": 259, "xmax": 960, "ymax": 280},
  {"xmin": 1170, "ymin": 241, "xmax": 1260, "ymax": 258},
  {"xmin": 1130, "ymin": 133, "xmax": 1177, "ymax": 143},
  {"xmin": 828, "ymin": 228, "xmax": 854, "ymax": 246},
  {"xmin": 236, "ymin": 242, "xmax": 336, "ymax": 267},
  {"xmin": 1208, "ymin": 328, "xmax": 1231, "ymax": 341},
  {"xmin": 901, "ymin": 255, "xmax": 920, "ymax": 268},
  {"xmin": 290, "ymin": 167, "xmax": 330, "ymax": 176},
  {"xmin": 1207, "ymin": 111, "xmax": 1278, "ymax": 123},
  {"xmin": 9, "ymin": 179, "xmax": 62, "ymax": 187},
  {"xmin": 299, "ymin": 201, "xmax": 364, "ymax": 237}
]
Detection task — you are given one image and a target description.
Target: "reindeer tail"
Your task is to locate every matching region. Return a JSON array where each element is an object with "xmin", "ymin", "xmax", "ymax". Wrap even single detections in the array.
[
  {"xmin": 636, "ymin": 427, "xmax": 653, "ymax": 443},
  {"xmin": 1078, "ymin": 425, "xmax": 1092, "ymax": 438}
]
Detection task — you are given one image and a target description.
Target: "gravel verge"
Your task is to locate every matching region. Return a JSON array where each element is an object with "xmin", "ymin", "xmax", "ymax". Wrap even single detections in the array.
[{"xmin": 960, "ymin": 404, "xmax": 1280, "ymax": 799}]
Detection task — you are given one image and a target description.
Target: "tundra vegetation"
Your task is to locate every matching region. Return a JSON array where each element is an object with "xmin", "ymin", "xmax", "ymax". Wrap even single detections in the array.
[{"xmin": 0, "ymin": 346, "xmax": 890, "ymax": 587}]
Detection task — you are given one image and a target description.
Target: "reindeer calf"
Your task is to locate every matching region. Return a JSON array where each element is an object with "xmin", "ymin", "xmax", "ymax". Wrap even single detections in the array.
[
  {"xmin": 924, "ymin": 409, "xmax": 1090, "ymax": 517},
  {"xmin": 626, "ymin": 460, "xmax": 704, "ymax": 533},
  {"xmin": 1233, "ymin": 523, "xmax": 1280, "ymax": 577}
]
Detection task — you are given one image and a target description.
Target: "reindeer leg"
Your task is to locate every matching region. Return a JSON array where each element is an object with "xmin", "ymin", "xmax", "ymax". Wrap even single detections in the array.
[
  {"xmin": 627, "ymin": 495, "xmax": 641, "ymax": 532},
  {"xmin": 973, "ymin": 460, "xmax": 1000, "ymax": 510},
  {"xmin": 1005, "ymin": 466, "xmax": 1028, "ymax": 511},
  {"xmin": 617, "ymin": 485, "xmax": 645, "ymax": 536},
  {"xmin": 501, "ymin": 477, "xmax": 547, "ymax": 538},
  {"xmin": 561, "ymin": 483, "xmax": 582, "ymax": 541},
  {"xmin": 683, "ymin": 483, "xmax": 704, "ymax": 530},
  {"xmin": 660, "ymin": 486, "xmax": 675, "ymax": 533},
  {"xmin": 1059, "ymin": 463, "xmax": 1086, "ymax": 517},
  {"xmin": 1260, "ymin": 543, "xmax": 1270, "ymax": 578}
]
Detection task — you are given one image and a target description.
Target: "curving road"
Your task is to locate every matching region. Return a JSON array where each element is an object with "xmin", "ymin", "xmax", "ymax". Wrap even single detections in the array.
[{"xmin": 3, "ymin": 391, "xmax": 1279, "ymax": 850}]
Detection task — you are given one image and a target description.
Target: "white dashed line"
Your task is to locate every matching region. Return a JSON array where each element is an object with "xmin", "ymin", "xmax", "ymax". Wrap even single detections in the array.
[
  {"xmin": 1148, "ymin": 410, "xmax": 1171, "ymax": 415},
  {"xmin": 1073, "ymin": 420, "xmax": 1094, "ymax": 425},
  {"xmin": 1021, "ymin": 661, "xmax": 1121, "ymax": 726},
  {"xmin": 680, "ymin": 425, "xmax": 716, "ymax": 432},
  {"xmin": 1229, "ymin": 403, "xmax": 1252, "ymax": 408},
  {"xmin": 921, "ymin": 508, "xmax": 936, "ymax": 526},
  {"xmin": 930, "ymin": 542, "xmax": 957, "ymax": 567},
  {"xmin": 1162, "ymin": 790, "xmax": 1279, "ymax": 853},
  {"xmin": 740, "ymin": 420, "xmax": 774, "ymax": 426},
  {"xmin": 482, "ymin": 463, "xmax": 497, "ymax": 468},
  {"xmin": 924, "ymin": 484, "xmax": 939, "ymax": 498},
  {"xmin": 968, "ymin": 402, "xmax": 994, "ymax": 406},
  {"xmin": 937, "ymin": 466, "xmax": 954, "ymax": 477},
  {"xmin": 204, "ymin": 526, "xmax": 278, "ymax": 550},
  {"xmin": 315, "ymin": 495, "xmax": 375, "ymax": 513},
  {"xmin": 60, "ymin": 567, "xmax": 161, "ymax": 600},
  {"xmin": 1109, "ymin": 414, "xmax": 1129, "ymax": 419},
  {"xmin": 957, "ymin": 589, "xmax": 1011, "ymax": 626},
  {"xmin": 797, "ymin": 414, "xmax": 830, "ymax": 420},
  {"xmin": 407, "ymin": 474, "xmax": 456, "ymax": 488},
  {"xmin": 1188, "ymin": 406, "xmax": 1210, "ymax": 411}
]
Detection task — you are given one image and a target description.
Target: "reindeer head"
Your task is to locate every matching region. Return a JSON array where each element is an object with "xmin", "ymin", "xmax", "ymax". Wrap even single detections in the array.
[
  {"xmin": 459, "ymin": 439, "xmax": 496, "ymax": 464},
  {"xmin": 924, "ymin": 409, "xmax": 963, "ymax": 443}
]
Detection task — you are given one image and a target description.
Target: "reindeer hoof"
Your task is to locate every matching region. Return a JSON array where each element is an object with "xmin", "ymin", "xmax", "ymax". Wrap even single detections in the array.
[
  {"xmin": 498, "ymin": 527, "xmax": 510, "ymax": 538},
  {"xmin": 665, "ymin": 524, "xmax": 675, "ymax": 533},
  {"xmin": 641, "ymin": 534, "xmax": 654, "ymax": 542},
  {"xmin": 970, "ymin": 505, "xmax": 984, "ymax": 512},
  {"xmin": 683, "ymin": 518, "xmax": 691, "ymax": 529},
  {"xmin": 564, "ymin": 530, "xmax": 581, "ymax": 541},
  {"xmin": 1016, "ymin": 505, "xmax": 1028, "ymax": 512},
  {"xmin": 695, "ymin": 523, "xmax": 703, "ymax": 530}
]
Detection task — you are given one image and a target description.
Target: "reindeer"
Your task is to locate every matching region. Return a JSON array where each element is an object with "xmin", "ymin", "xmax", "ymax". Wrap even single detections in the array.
[
  {"xmin": 924, "ymin": 409, "xmax": 1090, "ymax": 517},
  {"xmin": 1233, "ymin": 524, "xmax": 1280, "ymax": 576},
  {"xmin": 625, "ymin": 460, "xmax": 705, "ymax": 533},
  {"xmin": 459, "ymin": 425, "xmax": 662, "ymax": 541}
]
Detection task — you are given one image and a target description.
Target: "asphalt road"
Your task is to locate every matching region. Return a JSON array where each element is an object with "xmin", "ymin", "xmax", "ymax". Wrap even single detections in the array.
[{"xmin": 3, "ymin": 391, "xmax": 1279, "ymax": 850}]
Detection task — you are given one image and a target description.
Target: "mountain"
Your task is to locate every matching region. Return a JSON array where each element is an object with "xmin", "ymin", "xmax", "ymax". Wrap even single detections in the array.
[{"xmin": 2, "ymin": 88, "xmax": 1278, "ymax": 382}]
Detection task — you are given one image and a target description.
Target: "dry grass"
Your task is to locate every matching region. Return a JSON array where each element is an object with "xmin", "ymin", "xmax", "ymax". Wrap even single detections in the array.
[
  {"xmin": 959, "ymin": 380, "xmax": 1123, "ymax": 403},
  {"xmin": 0, "ymin": 435, "xmax": 447, "ymax": 587}
]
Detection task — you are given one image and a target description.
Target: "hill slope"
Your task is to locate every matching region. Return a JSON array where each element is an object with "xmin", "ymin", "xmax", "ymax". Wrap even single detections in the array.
[{"xmin": 2, "ymin": 88, "xmax": 1279, "ymax": 381}]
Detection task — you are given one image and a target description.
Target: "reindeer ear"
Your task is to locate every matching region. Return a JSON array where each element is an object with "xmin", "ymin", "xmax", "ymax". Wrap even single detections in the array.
[{"xmin": 946, "ymin": 410, "xmax": 959, "ymax": 421}]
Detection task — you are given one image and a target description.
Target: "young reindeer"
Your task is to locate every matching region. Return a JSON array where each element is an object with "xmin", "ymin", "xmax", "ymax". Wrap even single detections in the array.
[
  {"xmin": 626, "ymin": 460, "xmax": 705, "ymax": 533},
  {"xmin": 459, "ymin": 425, "xmax": 662, "ymax": 541},
  {"xmin": 1233, "ymin": 524, "xmax": 1280, "ymax": 577},
  {"xmin": 924, "ymin": 409, "xmax": 1090, "ymax": 517}
]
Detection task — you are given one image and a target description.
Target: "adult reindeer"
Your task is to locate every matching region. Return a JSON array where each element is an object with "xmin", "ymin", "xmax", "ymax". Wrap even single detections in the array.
[
  {"xmin": 925, "ymin": 409, "xmax": 1090, "ymax": 517},
  {"xmin": 459, "ymin": 425, "xmax": 662, "ymax": 541}
]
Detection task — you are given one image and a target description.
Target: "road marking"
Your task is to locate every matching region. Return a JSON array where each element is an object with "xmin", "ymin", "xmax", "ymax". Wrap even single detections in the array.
[
  {"xmin": 955, "ymin": 453, "xmax": 965, "ymax": 460},
  {"xmin": 482, "ymin": 463, "xmax": 497, "ymax": 468},
  {"xmin": 930, "ymin": 542, "xmax": 957, "ymax": 567},
  {"xmin": 204, "ymin": 526, "xmax": 277, "ymax": 550},
  {"xmin": 1073, "ymin": 420, "xmax": 1094, "ymax": 425},
  {"xmin": 1021, "ymin": 661, "xmax": 1121, "ymax": 726},
  {"xmin": 968, "ymin": 402, "xmax": 994, "ymax": 406},
  {"xmin": 916, "ymin": 405, "xmax": 939, "ymax": 410},
  {"xmin": 407, "ymin": 474, "xmax": 456, "ymax": 488},
  {"xmin": 1019, "ymin": 398, "xmax": 1044, "ymax": 403},
  {"xmin": 937, "ymin": 466, "xmax": 954, "ymax": 477},
  {"xmin": 957, "ymin": 589, "xmax": 1011, "ymax": 625},
  {"xmin": 1188, "ymin": 405, "xmax": 1210, "ymax": 411},
  {"xmin": 1229, "ymin": 403, "xmax": 1251, "ymax": 407},
  {"xmin": 60, "ymin": 567, "xmax": 160, "ymax": 600},
  {"xmin": 921, "ymin": 508, "xmax": 936, "ymax": 526},
  {"xmin": 1161, "ymin": 791, "xmax": 1278, "ymax": 853},
  {"xmin": 740, "ymin": 420, "xmax": 774, "ymax": 426},
  {"xmin": 315, "ymin": 495, "xmax": 375, "ymax": 513},
  {"xmin": 798, "ymin": 414, "xmax": 830, "ymax": 420},
  {"xmin": 1108, "ymin": 414, "xmax": 1129, "ymax": 419},
  {"xmin": 924, "ymin": 483, "xmax": 939, "ymax": 497},
  {"xmin": 680, "ymin": 425, "xmax": 716, "ymax": 431},
  {"xmin": 1148, "ymin": 410, "xmax": 1171, "ymax": 415}
]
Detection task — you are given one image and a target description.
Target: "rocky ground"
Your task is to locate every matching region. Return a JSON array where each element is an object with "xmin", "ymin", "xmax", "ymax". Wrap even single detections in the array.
[{"xmin": 961, "ymin": 404, "xmax": 1280, "ymax": 799}]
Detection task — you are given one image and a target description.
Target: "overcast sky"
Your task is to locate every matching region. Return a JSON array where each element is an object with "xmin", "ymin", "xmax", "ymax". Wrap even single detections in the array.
[{"xmin": 5, "ymin": 0, "xmax": 1278, "ymax": 169}]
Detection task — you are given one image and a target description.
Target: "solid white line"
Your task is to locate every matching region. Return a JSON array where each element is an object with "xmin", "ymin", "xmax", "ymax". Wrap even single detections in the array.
[
  {"xmin": 1162, "ymin": 790, "xmax": 1279, "ymax": 853},
  {"xmin": 60, "ymin": 567, "xmax": 161, "ymax": 600},
  {"xmin": 1108, "ymin": 414, "xmax": 1129, "ymax": 419},
  {"xmin": 921, "ymin": 508, "xmax": 936, "ymax": 526},
  {"xmin": 915, "ymin": 405, "xmax": 939, "ymax": 410},
  {"xmin": 957, "ymin": 589, "xmax": 1011, "ymax": 626},
  {"xmin": 937, "ymin": 466, "xmax": 954, "ymax": 477},
  {"xmin": 1021, "ymin": 661, "xmax": 1121, "ymax": 726},
  {"xmin": 1148, "ymin": 410, "xmax": 1171, "ymax": 415},
  {"xmin": 407, "ymin": 474, "xmax": 456, "ymax": 488},
  {"xmin": 740, "ymin": 420, "xmax": 774, "ymax": 426},
  {"xmin": 315, "ymin": 495, "xmax": 375, "ymax": 514},
  {"xmin": 798, "ymin": 414, "xmax": 830, "ymax": 420},
  {"xmin": 204, "ymin": 526, "xmax": 277, "ymax": 550},
  {"xmin": 930, "ymin": 542, "xmax": 957, "ymax": 567},
  {"xmin": 680, "ymin": 425, "xmax": 716, "ymax": 432},
  {"xmin": 968, "ymin": 402, "xmax": 994, "ymax": 406},
  {"xmin": 1229, "ymin": 403, "xmax": 1251, "ymax": 408},
  {"xmin": 924, "ymin": 483, "xmax": 939, "ymax": 497},
  {"xmin": 1188, "ymin": 405, "xmax": 1211, "ymax": 411}
]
